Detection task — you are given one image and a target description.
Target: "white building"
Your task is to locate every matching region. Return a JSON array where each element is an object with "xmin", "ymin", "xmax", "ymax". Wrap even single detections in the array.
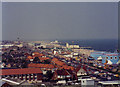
[
  {"xmin": 51, "ymin": 40, "xmax": 59, "ymax": 44},
  {"xmin": 72, "ymin": 52, "xmax": 79, "ymax": 56},
  {"xmin": 77, "ymin": 67, "xmax": 87, "ymax": 76},
  {"xmin": 81, "ymin": 79, "xmax": 94, "ymax": 87},
  {"xmin": 0, "ymin": 44, "xmax": 14, "ymax": 48},
  {"xmin": 66, "ymin": 43, "xmax": 79, "ymax": 48},
  {"xmin": 57, "ymin": 80, "xmax": 66, "ymax": 84},
  {"xmin": 63, "ymin": 54, "xmax": 73, "ymax": 58}
]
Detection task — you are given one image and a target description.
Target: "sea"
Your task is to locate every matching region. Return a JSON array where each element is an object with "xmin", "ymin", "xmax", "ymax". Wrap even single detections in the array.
[{"xmin": 59, "ymin": 39, "xmax": 118, "ymax": 53}]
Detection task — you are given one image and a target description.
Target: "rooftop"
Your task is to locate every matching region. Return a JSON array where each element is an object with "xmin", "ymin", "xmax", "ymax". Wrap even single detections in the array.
[
  {"xmin": 51, "ymin": 58, "xmax": 66, "ymax": 66},
  {"xmin": 0, "ymin": 68, "xmax": 42, "ymax": 75},
  {"xmin": 28, "ymin": 63, "xmax": 54, "ymax": 69}
]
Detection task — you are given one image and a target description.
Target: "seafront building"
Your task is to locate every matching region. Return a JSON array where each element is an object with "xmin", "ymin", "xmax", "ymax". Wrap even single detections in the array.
[
  {"xmin": 90, "ymin": 52, "xmax": 120, "ymax": 64},
  {"xmin": 66, "ymin": 43, "xmax": 80, "ymax": 48}
]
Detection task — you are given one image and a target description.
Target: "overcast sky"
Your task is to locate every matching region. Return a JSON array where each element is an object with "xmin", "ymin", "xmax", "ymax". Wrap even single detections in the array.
[
  {"xmin": 2, "ymin": 2, "xmax": 118, "ymax": 40},
  {"xmin": 0, "ymin": 2, "xmax": 2, "ymax": 41}
]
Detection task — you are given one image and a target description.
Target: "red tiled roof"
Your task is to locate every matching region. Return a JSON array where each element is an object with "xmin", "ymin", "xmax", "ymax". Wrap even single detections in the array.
[
  {"xmin": 51, "ymin": 58, "xmax": 66, "ymax": 66},
  {"xmin": 75, "ymin": 65, "xmax": 81, "ymax": 72},
  {"xmin": 0, "ymin": 68, "xmax": 42, "ymax": 75},
  {"xmin": 26, "ymin": 56, "xmax": 34, "ymax": 61},
  {"xmin": 24, "ymin": 53, "xmax": 30, "ymax": 56},
  {"xmin": 59, "ymin": 65, "xmax": 75, "ymax": 70},
  {"xmin": 39, "ymin": 57, "xmax": 50, "ymax": 61},
  {"xmin": 56, "ymin": 69, "xmax": 70, "ymax": 75},
  {"xmin": 75, "ymin": 65, "xmax": 87, "ymax": 73},
  {"xmin": 32, "ymin": 52, "xmax": 39, "ymax": 55},
  {"xmin": 27, "ymin": 56, "xmax": 33, "ymax": 59},
  {"xmin": 28, "ymin": 63, "xmax": 54, "ymax": 69},
  {"xmin": 32, "ymin": 52, "xmax": 44, "ymax": 57}
]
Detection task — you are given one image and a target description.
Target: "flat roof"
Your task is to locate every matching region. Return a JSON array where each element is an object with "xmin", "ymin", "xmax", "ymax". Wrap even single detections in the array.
[{"xmin": 98, "ymin": 81, "xmax": 120, "ymax": 85}]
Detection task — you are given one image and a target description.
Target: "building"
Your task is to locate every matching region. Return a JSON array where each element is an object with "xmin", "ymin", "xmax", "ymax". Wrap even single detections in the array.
[
  {"xmin": 75, "ymin": 65, "xmax": 88, "ymax": 76},
  {"xmin": 28, "ymin": 63, "xmax": 54, "ymax": 70},
  {"xmin": 90, "ymin": 52, "xmax": 120, "ymax": 65},
  {"xmin": 0, "ymin": 44, "xmax": 14, "ymax": 48},
  {"xmin": 0, "ymin": 68, "xmax": 43, "ymax": 81},
  {"xmin": 51, "ymin": 58, "xmax": 66, "ymax": 67},
  {"xmin": 52, "ymin": 69, "xmax": 72, "ymax": 80},
  {"xmin": 51, "ymin": 40, "xmax": 59, "ymax": 44},
  {"xmin": 98, "ymin": 80, "xmax": 120, "ymax": 87},
  {"xmin": 66, "ymin": 43, "xmax": 79, "ymax": 49},
  {"xmin": 81, "ymin": 78, "xmax": 95, "ymax": 87},
  {"xmin": 0, "ymin": 80, "xmax": 12, "ymax": 87}
]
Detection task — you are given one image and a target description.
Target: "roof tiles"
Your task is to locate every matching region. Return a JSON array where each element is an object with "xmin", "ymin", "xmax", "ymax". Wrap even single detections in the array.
[
  {"xmin": 51, "ymin": 58, "xmax": 66, "ymax": 66},
  {"xmin": 0, "ymin": 68, "xmax": 42, "ymax": 75},
  {"xmin": 28, "ymin": 63, "xmax": 54, "ymax": 69}
]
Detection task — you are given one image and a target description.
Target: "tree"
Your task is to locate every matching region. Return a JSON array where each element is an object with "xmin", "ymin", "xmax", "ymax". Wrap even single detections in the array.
[
  {"xmin": 46, "ymin": 70, "xmax": 53, "ymax": 81},
  {"xmin": 33, "ymin": 57, "xmax": 40, "ymax": 63},
  {"xmin": 44, "ymin": 59, "xmax": 50, "ymax": 64},
  {"xmin": 21, "ymin": 62, "xmax": 28, "ymax": 68}
]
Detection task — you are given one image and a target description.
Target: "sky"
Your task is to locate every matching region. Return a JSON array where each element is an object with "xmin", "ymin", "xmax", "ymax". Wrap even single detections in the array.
[
  {"xmin": 0, "ymin": 2, "xmax": 2, "ymax": 41},
  {"xmin": 2, "ymin": 2, "xmax": 118, "ymax": 40},
  {"xmin": 1, "ymin": 0, "xmax": 120, "ymax": 2}
]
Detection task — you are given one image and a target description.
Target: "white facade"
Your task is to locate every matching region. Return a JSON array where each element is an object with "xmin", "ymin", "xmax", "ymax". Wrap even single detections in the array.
[
  {"xmin": 81, "ymin": 79, "xmax": 94, "ymax": 86},
  {"xmin": 57, "ymin": 80, "xmax": 66, "ymax": 84},
  {"xmin": 64, "ymin": 54, "xmax": 73, "ymax": 58},
  {"xmin": 66, "ymin": 43, "xmax": 79, "ymax": 48},
  {"xmin": 72, "ymin": 52, "xmax": 79, "ymax": 56},
  {"xmin": 16, "ymin": 44, "xmax": 23, "ymax": 47},
  {"xmin": 66, "ymin": 43, "xmax": 69, "ymax": 48},
  {"xmin": 77, "ymin": 68, "xmax": 87, "ymax": 76},
  {"xmin": 0, "ymin": 44, "xmax": 14, "ymax": 48},
  {"xmin": 54, "ymin": 50, "xmax": 57, "ymax": 55}
]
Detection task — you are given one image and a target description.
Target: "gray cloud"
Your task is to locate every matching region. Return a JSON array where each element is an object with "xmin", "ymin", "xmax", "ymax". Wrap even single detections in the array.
[{"xmin": 2, "ymin": 2, "xmax": 118, "ymax": 40}]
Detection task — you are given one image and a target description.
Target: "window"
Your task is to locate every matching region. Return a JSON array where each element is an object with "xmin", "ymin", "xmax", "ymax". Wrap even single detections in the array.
[
  {"xmin": 110, "ymin": 57, "xmax": 113, "ymax": 60},
  {"xmin": 106, "ymin": 57, "xmax": 108, "ymax": 59},
  {"xmin": 114, "ymin": 57, "xmax": 117, "ymax": 60}
]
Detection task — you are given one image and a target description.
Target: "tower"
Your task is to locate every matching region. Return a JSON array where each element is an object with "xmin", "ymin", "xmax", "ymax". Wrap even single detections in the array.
[{"xmin": 66, "ymin": 43, "xmax": 69, "ymax": 48}]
